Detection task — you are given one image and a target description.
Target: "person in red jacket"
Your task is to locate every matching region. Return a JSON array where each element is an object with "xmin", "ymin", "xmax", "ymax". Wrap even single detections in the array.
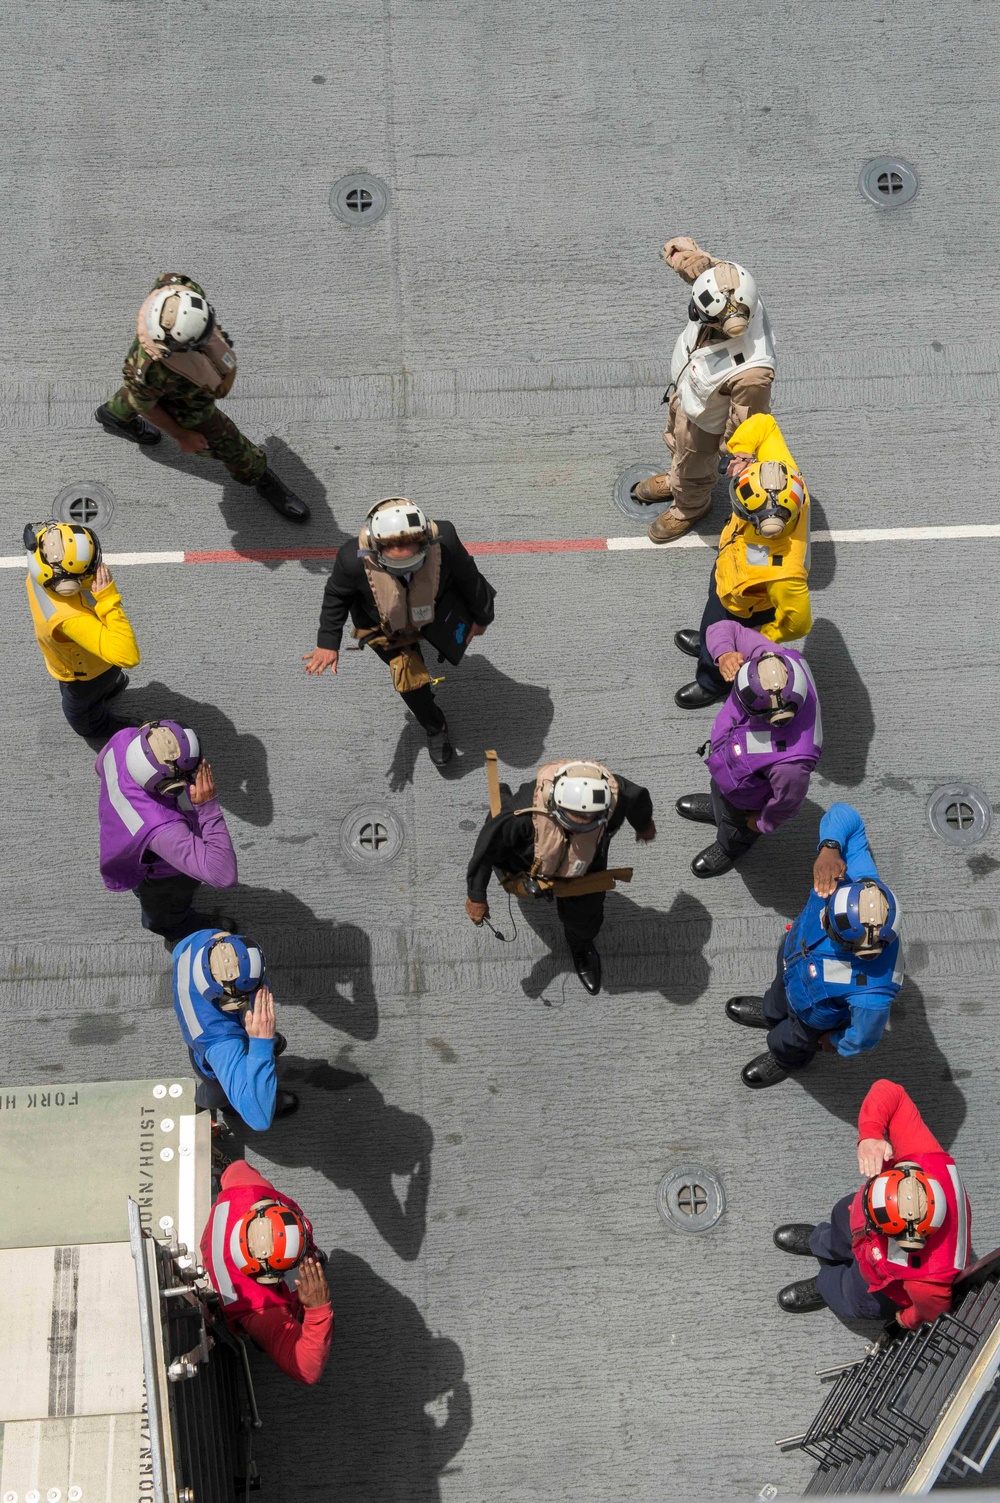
[
  {"xmin": 200, "ymin": 1160, "xmax": 333, "ymax": 1384},
  {"xmin": 772, "ymin": 1079, "xmax": 971, "ymax": 1323}
]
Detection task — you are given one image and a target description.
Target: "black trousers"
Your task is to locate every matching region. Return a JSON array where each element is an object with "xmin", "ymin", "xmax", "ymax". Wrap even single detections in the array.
[
  {"xmin": 695, "ymin": 565, "xmax": 776, "ymax": 694},
  {"xmin": 556, "ymin": 891, "xmax": 606, "ymax": 951},
  {"xmin": 59, "ymin": 665, "xmax": 126, "ymax": 737},
  {"xmin": 187, "ymin": 1048, "xmax": 232, "ymax": 1112},
  {"xmin": 709, "ymin": 777, "xmax": 760, "ymax": 860},
  {"xmin": 761, "ymin": 942, "xmax": 824, "ymax": 1069},
  {"xmin": 810, "ymin": 1194, "xmax": 898, "ymax": 1319},
  {"xmin": 136, "ymin": 873, "xmax": 202, "ymax": 939},
  {"xmin": 370, "ymin": 642, "xmax": 446, "ymax": 733}
]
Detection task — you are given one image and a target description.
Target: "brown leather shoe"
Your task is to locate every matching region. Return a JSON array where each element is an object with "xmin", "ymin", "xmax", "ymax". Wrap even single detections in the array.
[
  {"xmin": 632, "ymin": 473, "xmax": 673, "ymax": 503},
  {"xmin": 647, "ymin": 511, "xmax": 694, "ymax": 544}
]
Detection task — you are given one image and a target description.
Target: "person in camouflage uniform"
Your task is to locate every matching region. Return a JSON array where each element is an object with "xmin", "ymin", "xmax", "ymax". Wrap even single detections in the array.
[{"xmin": 96, "ymin": 273, "xmax": 309, "ymax": 522}]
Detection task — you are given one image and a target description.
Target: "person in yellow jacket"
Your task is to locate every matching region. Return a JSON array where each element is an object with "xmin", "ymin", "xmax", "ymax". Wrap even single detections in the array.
[
  {"xmin": 24, "ymin": 520, "xmax": 140, "ymax": 740},
  {"xmin": 673, "ymin": 413, "xmax": 812, "ymax": 708}
]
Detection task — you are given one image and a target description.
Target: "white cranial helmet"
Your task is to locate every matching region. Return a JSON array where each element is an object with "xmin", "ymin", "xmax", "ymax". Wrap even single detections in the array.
[
  {"xmin": 366, "ymin": 498, "xmax": 430, "ymax": 546},
  {"xmin": 143, "ymin": 287, "xmax": 213, "ymax": 347},
  {"xmin": 689, "ymin": 261, "xmax": 759, "ymax": 336},
  {"xmin": 550, "ymin": 762, "xmax": 613, "ymax": 831}
]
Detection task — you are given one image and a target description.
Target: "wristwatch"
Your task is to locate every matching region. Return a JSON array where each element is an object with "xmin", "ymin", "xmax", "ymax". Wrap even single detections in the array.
[{"xmin": 817, "ymin": 839, "xmax": 842, "ymax": 853}]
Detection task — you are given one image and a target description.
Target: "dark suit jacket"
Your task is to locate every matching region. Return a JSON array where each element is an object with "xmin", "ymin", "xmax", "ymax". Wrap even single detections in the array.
[{"xmin": 317, "ymin": 519, "xmax": 497, "ymax": 651}]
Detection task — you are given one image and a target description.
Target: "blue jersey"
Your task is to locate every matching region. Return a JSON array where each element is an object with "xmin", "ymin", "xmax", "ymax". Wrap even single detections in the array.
[
  {"xmin": 783, "ymin": 804, "xmax": 903, "ymax": 1056},
  {"xmin": 172, "ymin": 928, "xmax": 277, "ymax": 1131}
]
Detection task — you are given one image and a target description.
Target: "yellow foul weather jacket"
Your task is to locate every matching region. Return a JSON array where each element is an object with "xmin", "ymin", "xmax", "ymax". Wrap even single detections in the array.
[
  {"xmin": 26, "ymin": 574, "xmax": 141, "ymax": 682},
  {"xmin": 714, "ymin": 413, "xmax": 812, "ymax": 642}
]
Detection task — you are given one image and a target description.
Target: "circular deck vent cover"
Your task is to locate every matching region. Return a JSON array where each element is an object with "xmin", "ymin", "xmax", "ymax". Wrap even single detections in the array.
[
  {"xmin": 340, "ymin": 805, "xmax": 405, "ymax": 864},
  {"xmin": 329, "ymin": 172, "xmax": 389, "ymax": 227},
  {"xmin": 613, "ymin": 463, "xmax": 666, "ymax": 523},
  {"xmin": 859, "ymin": 158, "xmax": 918, "ymax": 208},
  {"xmin": 926, "ymin": 785, "xmax": 992, "ymax": 847},
  {"xmin": 53, "ymin": 481, "xmax": 115, "ymax": 532},
  {"xmin": 657, "ymin": 1164, "xmax": 726, "ymax": 1233}
]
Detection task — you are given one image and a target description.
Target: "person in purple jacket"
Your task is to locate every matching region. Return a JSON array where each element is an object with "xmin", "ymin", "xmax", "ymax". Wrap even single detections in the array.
[
  {"xmin": 675, "ymin": 621, "xmax": 822, "ymax": 877},
  {"xmin": 96, "ymin": 719, "xmax": 238, "ymax": 939}
]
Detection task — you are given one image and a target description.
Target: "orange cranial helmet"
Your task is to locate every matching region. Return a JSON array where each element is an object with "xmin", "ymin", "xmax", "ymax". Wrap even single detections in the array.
[
  {"xmin": 231, "ymin": 1198, "xmax": 307, "ymax": 1284},
  {"xmin": 863, "ymin": 1162, "xmax": 946, "ymax": 1250}
]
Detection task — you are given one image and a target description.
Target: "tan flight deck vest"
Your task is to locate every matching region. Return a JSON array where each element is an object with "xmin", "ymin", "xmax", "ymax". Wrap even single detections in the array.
[
  {"xmin": 358, "ymin": 523, "xmax": 442, "ymax": 645},
  {"xmin": 523, "ymin": 762, "xmax": 620, "ymax": 880},
  {"xmin": 136, "ymin": 291, "xmax": 238, "ymax": 397}
]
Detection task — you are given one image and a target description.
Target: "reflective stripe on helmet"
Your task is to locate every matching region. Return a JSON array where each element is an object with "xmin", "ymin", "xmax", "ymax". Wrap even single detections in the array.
[
  {"xmin": 949, "ymin": 1163, "xmax": 969, "ymax": 1267},
  {"xmin": 124, "ymin": 735, "xmax": 162, "ymax": 792}
]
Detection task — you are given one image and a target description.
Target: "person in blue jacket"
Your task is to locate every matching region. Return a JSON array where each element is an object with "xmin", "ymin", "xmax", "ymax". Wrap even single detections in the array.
[
  {"xmin": 725, "ymin": 803, "xmax": 903, "ymax": 1089},
  {"xmin": 172, "ymin": 928, "xmax": 299, "ymax": 1127}
]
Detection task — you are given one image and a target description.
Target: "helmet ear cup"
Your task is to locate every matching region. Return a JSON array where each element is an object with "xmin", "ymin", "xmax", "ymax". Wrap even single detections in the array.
[{"xmin": 721, "ymin": 311, "xmax": 750, "ymax": 336}]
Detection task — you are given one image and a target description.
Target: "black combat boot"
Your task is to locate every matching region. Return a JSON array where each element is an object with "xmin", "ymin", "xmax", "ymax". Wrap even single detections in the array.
[
  {"xmin": 95, "ymin": 403, "xmax": 162, "ymax": 446},
  {"xmin": 571, "ymin": 944, "xmax": 602, "ymax": 995},
  {"xmin": 255, "ymin": 468, "xmax": 311, "ymax": 522}
]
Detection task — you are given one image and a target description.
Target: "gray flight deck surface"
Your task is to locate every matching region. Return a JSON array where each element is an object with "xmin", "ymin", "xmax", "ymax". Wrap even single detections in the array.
[{"xmin": 1, "ymin": 2, "xmax": 999, "ymax": 1499}]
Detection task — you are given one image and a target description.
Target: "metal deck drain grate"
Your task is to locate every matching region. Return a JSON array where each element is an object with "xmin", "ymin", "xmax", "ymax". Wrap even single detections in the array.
[
  {"xmin": 927, "ymin": 785, "xmax": 992, "ymax": 847},
  {"xmin": 53, "ymin": 481, "xmax": 115, "ymax": 533},
  {"xmin": 657, "ymin": 1164, "xmax": 726, "ymax": 1234},
  {"xmin": 612, "ymin": 463, "xmax": 667, "ymax": 523},
  {"xmin": 859, "ymin": 157, "xmax": 918, "ymax": 207},
  {"xmin": 329, "ymin": 172, "xmax": 389, "ymax": 227},
  {"xmin": 340, "ymin": 805, "xmax": 404, "ymax": 864}
]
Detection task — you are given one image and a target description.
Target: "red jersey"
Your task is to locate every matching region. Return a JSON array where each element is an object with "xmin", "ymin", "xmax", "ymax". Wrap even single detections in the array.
[
  {"xmin": 849, "ymin": 1080, "xmax": 971, "ymax": 1329},
  {"xmin": 201, "ymin": 1161, "xmax": 333, "ymax": 1385}
]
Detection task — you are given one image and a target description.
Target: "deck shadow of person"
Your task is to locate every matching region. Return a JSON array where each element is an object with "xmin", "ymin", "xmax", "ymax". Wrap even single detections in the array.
[
  {"xmin": 733, "ymin": 795, "xmax": 828, "ymax": 920},
  {"xmin": 387, "ymin": 656, "xmax": 555, "ymax": 791},
  {"xmin": 230, "ymin": 884, "xmax": 377, "ymax": 1041},
  {"xmin": 261, "ymin": 1056, "xmax": 432, "ymax": 1261},
  {"xmin": 806, "ymin": 491, "xmax": 835, "ymax": 592},
  {"xmin": 143, "ymin": 432, "xmax": 344, "ymax": 572},
  {"xmin": 121, "ymin": 679, "xmax": 273, "ymax": 827},
  {"xmin": 504, "ymin": 889, "xmax": 712, "ymax": 1005},
  {"xmin": 250, "ymin": 1250, "xmax": 471, "ymax": 1501},
  {"xmin": 783, "ymin": 979, "xmax": 967, "ymax": 1147},
  {"xmin": 804, "ymin": 617, "xmax": 875, "ymax": 788}
]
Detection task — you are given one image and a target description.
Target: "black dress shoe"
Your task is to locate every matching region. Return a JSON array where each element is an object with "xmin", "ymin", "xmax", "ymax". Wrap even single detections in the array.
[
  {"xmin": 774, "ymin": 1223, "xmax": 817, "ymax": 1256},
  {"xmin": 274, "ymin": 1089, "xmax": 300, "ymax": 1119},
  {"xmin": 427, "ymin": 722, "xmax": 454, "ymax": 767},
  {"xmin": 675, "ymin": 793, "xmax": 715, "ymax": 824},
  {"xmin": 778, "ymin": 1276, "xmax": 826, "ymax": 1313},
  {"xmin": 255, "ymin": 468, "xmax": 311, "ymax": 521},
  {"xmin": 273, "ymin": 1031, "xmax": 287, "ymax": 1058},
  {"xmin": 692, "ymin": 841, "xmax": 735, "ymax": 878},
  {"xmin": 725, "ymin": 996, "xmax": 769, "ymax": 1029},
  {"xmin": 675, "ymin": 681, "xmax": 726, "ymax": 710},
  {"xmin": 106, "ymin": 671, "xmax": 130, "ymax": 701},
  {"xmin": 742, "ymin": 1050, "xmax": 788, "ymax": 1089},
  {"xmin": 674, "ymin": 629, "xmax": 701, "ymax": 658},
  {"xmin": 572, "ymin": 944, "xmax": 602, "ymax": 995},
  {"xmin": 95, "ymin": 403, "xmax": 163, "ymax": 446}
]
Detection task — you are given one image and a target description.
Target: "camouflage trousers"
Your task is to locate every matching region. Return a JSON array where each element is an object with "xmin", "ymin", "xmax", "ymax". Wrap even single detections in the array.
[{"xmin": 106, "ymin": 388, "xmax": 267, "ymax": 485}]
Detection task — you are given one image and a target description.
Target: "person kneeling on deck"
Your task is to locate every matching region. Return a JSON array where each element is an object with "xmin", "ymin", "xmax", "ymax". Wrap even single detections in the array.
[
  {"xmin": 773, "ymin": 1079, "xmax": 970, "ymax": 1324},
  {"xmin": 172, "ymin": 928, "xmax": 299, "ymax": 1127},
  {"xmin": 726, "ymin": 803, "xmax": 902, "ymax": 1089},
  {"xmin": 674, "ymin": 413, "xmax": 811, "ymax": 710},
  {"xmin": 201, "ymin": 1159, "xmax": 332, "ymax": 1383},
  {"xmin": 465, "ymin": 758, "xmax": 656, "ymax": 995},
  {"xmin": 676, "ymin": 626, "xmax": 822, "ymax": 878}
]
